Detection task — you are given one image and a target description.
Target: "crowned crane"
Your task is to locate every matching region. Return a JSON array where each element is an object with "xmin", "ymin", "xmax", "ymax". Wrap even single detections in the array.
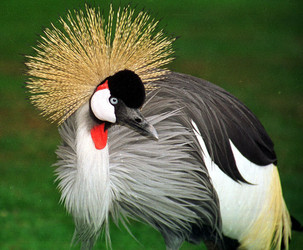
[{"xmin": 26, "ymin": 5, "xmax": 301, "ymax": 250}]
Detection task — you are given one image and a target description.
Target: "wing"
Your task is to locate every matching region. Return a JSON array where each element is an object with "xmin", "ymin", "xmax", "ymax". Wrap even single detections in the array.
[{"xmin": 151, "ymin": 71, "xmax": 277, "ymax": 183}]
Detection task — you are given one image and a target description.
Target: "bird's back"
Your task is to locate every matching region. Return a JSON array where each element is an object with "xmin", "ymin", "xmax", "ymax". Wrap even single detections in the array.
[{"xmin": 108, "ymin": 71, "xmax": 291, "ymax": 249}]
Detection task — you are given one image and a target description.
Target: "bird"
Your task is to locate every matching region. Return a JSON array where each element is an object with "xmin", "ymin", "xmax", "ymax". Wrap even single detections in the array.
[{"xmin": 25, "ymin": 5, "xmax": 302, "ymax": 250}]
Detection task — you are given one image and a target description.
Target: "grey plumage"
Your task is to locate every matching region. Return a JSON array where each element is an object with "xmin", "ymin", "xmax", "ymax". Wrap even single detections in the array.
[
  {"xmin": 150, "ymin": 72, "xmax": 276, "ymax": 183},
  {"xmin": 55, "ymin": 71, "xmax": 277, "ymax": 248},
  {"xmin": 56, "ymin": 72, "xmax": 225, "ymax": 249}
]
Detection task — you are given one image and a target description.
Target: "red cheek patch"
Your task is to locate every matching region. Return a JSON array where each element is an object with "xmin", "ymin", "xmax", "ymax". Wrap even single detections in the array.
[{"xmin": 90, "ymin": 123, "xmax": 108, "ymax": 150}]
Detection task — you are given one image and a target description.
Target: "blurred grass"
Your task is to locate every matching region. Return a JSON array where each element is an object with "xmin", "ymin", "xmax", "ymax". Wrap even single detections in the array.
[{"xmin": 0, "ymin": 0, "xmax": 302, "ymax": 249}]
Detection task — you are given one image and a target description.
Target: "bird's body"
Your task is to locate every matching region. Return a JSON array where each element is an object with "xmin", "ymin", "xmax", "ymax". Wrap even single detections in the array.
[
  {"xmin": 26, "ymin": 5, "xmax": 300, "ymax": 250},
  {"xmin": 55, "ymin": 72, "xmax": 290, "ymax": 249}
]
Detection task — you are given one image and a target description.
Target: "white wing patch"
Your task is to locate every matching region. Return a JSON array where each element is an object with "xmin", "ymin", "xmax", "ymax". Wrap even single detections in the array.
[{"xmin": 191, "ymin": 120, "xmax": 275, "ymax": 241}]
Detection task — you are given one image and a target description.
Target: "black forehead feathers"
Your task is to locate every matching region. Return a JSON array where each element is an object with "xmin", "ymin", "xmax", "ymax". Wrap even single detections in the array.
[{"xmin": 106, "ymin": 70, "xmax": 146, "ymax": 108}]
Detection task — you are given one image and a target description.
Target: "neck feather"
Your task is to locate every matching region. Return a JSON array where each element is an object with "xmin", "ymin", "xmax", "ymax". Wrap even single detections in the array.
[{"xmin": 57, "ymin": 103, "xmax": 112, "ymax": 238}]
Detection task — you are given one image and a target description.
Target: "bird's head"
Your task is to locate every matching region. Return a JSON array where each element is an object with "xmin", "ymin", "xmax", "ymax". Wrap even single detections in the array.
[
  {"xmin": 25, "ymin": 5, "xmax": 174, "ymax": 143},
  {"xmin": 90, "ymin": 70, "xmax": 158, "ymax": 140}
]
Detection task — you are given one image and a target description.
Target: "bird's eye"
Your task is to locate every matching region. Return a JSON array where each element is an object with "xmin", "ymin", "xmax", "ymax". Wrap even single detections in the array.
[{"xmin": 109, "ymin": 96, "xmax": 118, "ymax": 105}]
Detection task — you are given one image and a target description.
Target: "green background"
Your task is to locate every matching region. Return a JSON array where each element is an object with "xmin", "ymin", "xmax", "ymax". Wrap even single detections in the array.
[{"xmin": 0, "ymin": 0, "xmax": 302, "ymax": 249}]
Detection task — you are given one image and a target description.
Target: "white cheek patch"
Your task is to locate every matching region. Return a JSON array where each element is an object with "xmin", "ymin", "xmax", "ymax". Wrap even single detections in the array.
[{"xmin": 90, "ymin": 89, "xmax": 116, "ymax": 123}]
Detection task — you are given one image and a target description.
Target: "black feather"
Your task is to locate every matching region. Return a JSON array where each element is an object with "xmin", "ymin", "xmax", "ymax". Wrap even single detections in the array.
[
  {"xmin": 222, "ymin": 235, "xmax": 240, "ymax": 250},
  {"xmin": 153, "ymin": 72, "xmax": 277, "ymax": 183},
  {"xmin": 106, "ymin": 69, "xmax": 146, "ymax": 109}
]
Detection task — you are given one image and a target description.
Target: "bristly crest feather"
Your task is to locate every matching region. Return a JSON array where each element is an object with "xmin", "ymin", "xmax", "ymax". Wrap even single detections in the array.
[{"xmin": 25, "ymin": 5, "xmax": 175, "ymax": 125}]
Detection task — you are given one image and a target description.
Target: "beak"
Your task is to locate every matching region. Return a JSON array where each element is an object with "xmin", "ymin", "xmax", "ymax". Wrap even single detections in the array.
[{"xmin": 116, "ymin": 104, "xmax": 158, "ymax": 141}]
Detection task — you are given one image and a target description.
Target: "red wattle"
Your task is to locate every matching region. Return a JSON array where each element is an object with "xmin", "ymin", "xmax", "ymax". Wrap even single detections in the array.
[
  {"xmin": 96, "ymin": 80, "xmax": 109, "ymax": 91},
  {"xmin": 90, "ymin": 123, "xmax": 108, "ymax": 150}
]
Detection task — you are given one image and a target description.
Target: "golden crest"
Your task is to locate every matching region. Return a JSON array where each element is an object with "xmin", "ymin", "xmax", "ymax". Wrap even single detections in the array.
[{"xmin": 26, "ymin": 5, "xmax": 175, "ymax": 125}]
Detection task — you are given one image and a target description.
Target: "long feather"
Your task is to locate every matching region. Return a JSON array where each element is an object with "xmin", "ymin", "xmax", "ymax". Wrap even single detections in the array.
[{"xmin": 26, "ymin": 5, "xmax": 175, "ymax": 125}]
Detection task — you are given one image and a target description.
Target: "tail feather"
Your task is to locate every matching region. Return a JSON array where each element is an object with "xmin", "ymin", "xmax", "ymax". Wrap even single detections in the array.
[{"xmin": 239, "ymin": 167, "xmax": 291, "ymax": 250}]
